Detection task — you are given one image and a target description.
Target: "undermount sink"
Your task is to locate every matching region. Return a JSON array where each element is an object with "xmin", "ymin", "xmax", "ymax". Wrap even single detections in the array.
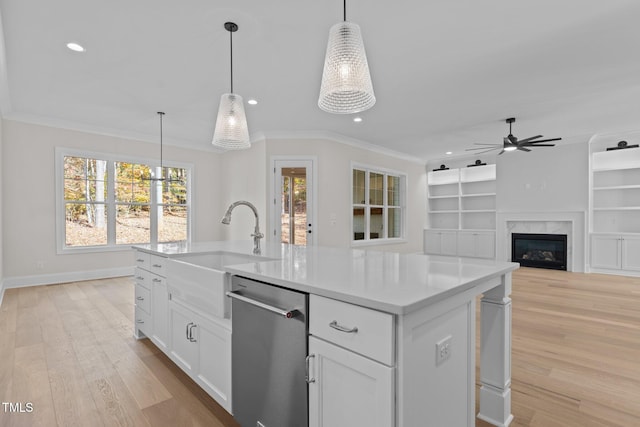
[
  {"xmin": 166, "ymin": 251, "xmax": 277, "ymax": 320},
  {"xmin": 173, "ymin": 251, "xmax": 275, "ymax": 270}
]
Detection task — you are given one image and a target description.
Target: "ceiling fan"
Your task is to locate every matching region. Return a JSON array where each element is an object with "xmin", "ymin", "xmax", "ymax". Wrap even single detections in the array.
[{"xmin": 466, "ymin": 118, "xmax": 561, "ymax": 155}]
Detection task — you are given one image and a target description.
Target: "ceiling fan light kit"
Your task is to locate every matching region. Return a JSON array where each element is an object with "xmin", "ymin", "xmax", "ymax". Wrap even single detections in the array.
[
  {"xmin": 318, "ymin": 0, "xmax": 376, "ymax": 114},
  {"xmin": 466, "ymin": 117, "xmax": 561, "ymax": 155},
  {"xmin": 212, "ymin": 22, "xmax": 251, "ymax": 150}
]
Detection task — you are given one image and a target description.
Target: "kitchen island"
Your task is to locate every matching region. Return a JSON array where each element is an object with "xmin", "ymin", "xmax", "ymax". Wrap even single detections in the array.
[{"xmin": 133, "ymin": 241, "xmax": 518, "ymax": 427}]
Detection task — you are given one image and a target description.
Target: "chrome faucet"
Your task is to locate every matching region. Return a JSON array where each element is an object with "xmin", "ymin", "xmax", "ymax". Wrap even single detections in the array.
[{"xmin": 221, "ymin": 200, "xmax": 264, "ymax": 254}]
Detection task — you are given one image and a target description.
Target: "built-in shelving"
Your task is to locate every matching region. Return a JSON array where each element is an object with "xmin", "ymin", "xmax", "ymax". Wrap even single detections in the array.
[
  {"xmin": 426, "ymin": 163, "xmax": 496, "ymax": 258},
  {"xmin": 589, "ymin": 140, "xmax": 640, "ymax": 275}
]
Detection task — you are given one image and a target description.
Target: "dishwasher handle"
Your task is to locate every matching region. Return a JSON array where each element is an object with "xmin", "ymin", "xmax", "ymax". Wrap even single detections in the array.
[{"xmin": 226, "ymin": 291, "xmax": 299, "ymax": 319}]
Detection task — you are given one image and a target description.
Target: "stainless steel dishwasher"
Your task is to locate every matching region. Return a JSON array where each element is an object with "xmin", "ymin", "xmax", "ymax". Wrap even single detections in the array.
[{"xmin": 227, "ymin": 276, "xmax": 308, "ymax": 427}]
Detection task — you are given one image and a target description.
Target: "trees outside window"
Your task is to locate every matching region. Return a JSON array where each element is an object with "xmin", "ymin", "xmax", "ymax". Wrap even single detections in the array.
[{"xmin": 58, "ymin": 149, "xmax": 190, "ymax": 252}]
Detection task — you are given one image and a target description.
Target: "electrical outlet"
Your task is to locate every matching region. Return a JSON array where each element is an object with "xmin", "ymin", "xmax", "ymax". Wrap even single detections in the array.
[{"xmin": 436, "ymin": 335, "xmax": 452, "ymax": 365}]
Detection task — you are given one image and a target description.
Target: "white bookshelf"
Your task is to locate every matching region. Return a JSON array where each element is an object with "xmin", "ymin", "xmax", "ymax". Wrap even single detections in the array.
[
  {"xmin": 426, "ymin": 163, "xmax": 496, "ymax": 258},
  {"xmin": 589, "ymin": 142, "xmax": 640, "ymax": 275}
]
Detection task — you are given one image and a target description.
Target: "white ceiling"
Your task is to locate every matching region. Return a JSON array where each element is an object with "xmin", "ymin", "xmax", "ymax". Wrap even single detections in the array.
[{"xmin": 2, "ymin": 0, "xmax": 640, "ymax": 161}]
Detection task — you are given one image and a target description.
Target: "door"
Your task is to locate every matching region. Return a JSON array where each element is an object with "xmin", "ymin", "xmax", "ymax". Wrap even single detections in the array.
[
  {"xmin": 621, "ymin": 235, "xmax": 640, "ymax": 271},
  {"xmin": 168, "ymin": 301, "xmax": 198, "ymax": 374},
  {"xmin": 308, "ymin": 336, "xmax": 394, "ymax": 427},
  {"xmin": 194, "ymin": 316, "xmax": 232, "ymax": 413},
  {"xmin": 273, "ymin": 158, "xmax": 315, "ymax": 246},
  {"xmin": 591, "ymin": 234, "xmax": 621, "ymax": 269}
]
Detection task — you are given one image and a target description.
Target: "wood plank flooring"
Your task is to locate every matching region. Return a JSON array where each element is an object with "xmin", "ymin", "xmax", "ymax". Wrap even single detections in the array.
[{"xmin": 0, "ymin": 268, "xmax": 638, "ymax": 426}]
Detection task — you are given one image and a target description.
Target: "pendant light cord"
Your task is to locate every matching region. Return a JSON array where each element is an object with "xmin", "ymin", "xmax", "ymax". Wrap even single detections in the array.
[
  {"xmin": 230, "ymin": 29, "xmax": 233, "ymax": 93},
  {"xmin": 343, "ymin": 0, "xmax": 347, "ymax": 21}
]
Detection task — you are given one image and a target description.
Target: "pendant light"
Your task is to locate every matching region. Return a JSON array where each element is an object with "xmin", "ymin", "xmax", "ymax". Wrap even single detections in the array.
[
  {"xmin": 150, "ymin": 111, "xmax": 182, "ymax": 183},
  {"xmin": 212, "ymin": 22, "xmax": 250, "ymax": 150},
  {"xmin": 318, "ymin": 0, "xmax": 376, "ymax": 114}
]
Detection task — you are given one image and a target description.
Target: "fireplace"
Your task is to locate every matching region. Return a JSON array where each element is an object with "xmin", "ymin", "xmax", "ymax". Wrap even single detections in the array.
[{"xmin": 511, "ymin": 233, "xmax": 567, "ymax": 270}]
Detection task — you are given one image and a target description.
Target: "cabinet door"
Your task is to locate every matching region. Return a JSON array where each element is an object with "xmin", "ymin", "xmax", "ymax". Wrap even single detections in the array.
[
  {"xmin": 169, "ymin": 302, "xmax": 198, "ymax": 374},
  {"xmin": 591, "ymin": 235, "xmax": 621, "ymax": 270},
  {"xmin": 151, "ymin": 276, "xmax": 169, "ymax": 352},
  {"xmin": 440, "ymin": 231, "xmax": 458, "ymax": 256},
  {"xmin": 456, "ymin": 231, "xmax": 476, "ymax": 257},
  {"xmin": 308, "ymin": 336, "xmax": 393, "ymax": 427},
  {"xmin": 621, "ymin": 236, "xmax": 640, "ymax": 271},
  {"xmin": 475, "ymin": 231, "xmax": 496, "ymax": 259},
  {"xmin": 424, "ymin": 230, "xmax": 442, "ymax": 255},
  {"xmin": 194, "ymin": 318, "xmax": 232, "ymax": 413}
]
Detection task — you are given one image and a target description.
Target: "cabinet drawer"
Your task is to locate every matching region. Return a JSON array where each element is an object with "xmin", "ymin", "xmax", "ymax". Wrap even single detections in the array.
[
  {"xmin": 134, "ymin": 268, "xmax": 149, "ymax": 289},
  {"xmin": 149, "ymin": 254, "xmax": 167, "ymax": 277},
  {"xmin": 135, "ymin": 306, "xmax": 151, "ymax": 337},
  {"xmin": 135, "ymin": 284, "xmax": 151, "ymax": 314},
  {"xmin": 310, "ymin": 295, "xmax": 394, "ymax": 365},
  {"xmin": 134, "ymin": 251, "xmax": 151, "ymax": 270}
]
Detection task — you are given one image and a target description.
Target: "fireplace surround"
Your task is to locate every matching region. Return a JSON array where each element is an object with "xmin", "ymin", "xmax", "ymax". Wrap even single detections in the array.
[{"xmin": 512, "ymin": 233, "xmax": 568, "ymax": 270}]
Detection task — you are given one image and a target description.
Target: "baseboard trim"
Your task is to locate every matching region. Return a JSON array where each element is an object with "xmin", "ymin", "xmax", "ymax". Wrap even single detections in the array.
[{"xmin": 3, "ymin": 266, "xmax": 135, "ymax": 289}]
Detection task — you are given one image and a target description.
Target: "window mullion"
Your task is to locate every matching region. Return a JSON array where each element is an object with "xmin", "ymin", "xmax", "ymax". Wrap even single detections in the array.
[
  {"xmin": 365, "ymin": 170, "xmax": 370, "ymax": 241},
  {"xmin": 107, "ymin": 161, "xmax": 116, "ymax": 245},
  {"xmin": 383, "ymin": 173, "xmax": 388, "ymax": 239}
]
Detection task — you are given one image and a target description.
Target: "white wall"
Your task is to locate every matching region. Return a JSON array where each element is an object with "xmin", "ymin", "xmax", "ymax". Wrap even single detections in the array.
[
  {"xmin": 217, "ymin": 140, "xmax": 267, "ymax": 241},
  {"xmin": 1, "ymin": 119, "xmax": 222, "ymax": 284},
  {"xmin": 0, "ymin": 117, "xmax": 3, "ymax": 298},
  {"xmin": 265, "ymin": 137, "xmax": 427, "ymax": 253},
  {"xmin": 496, "ymin": 138, "xmax": 589, "ymax": 212}
]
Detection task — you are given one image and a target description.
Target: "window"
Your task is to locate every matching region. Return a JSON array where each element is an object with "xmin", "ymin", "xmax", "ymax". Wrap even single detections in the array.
[
  {"xmin": 57, "ymin": 148, "xmax": 191, "ymax": 252},
  {"xmin": 351, "ymin": 164, "xmax": 406, "ymax": 244}
]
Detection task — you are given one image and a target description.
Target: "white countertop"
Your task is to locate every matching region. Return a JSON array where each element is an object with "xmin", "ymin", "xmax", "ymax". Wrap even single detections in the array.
[{"xmin": 134, "ymin": 241, "xmax": 519, "ymax": 314}]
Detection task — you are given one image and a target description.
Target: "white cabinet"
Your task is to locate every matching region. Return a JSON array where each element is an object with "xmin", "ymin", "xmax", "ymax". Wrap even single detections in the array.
[
  {"xmin": 308, "ymin": 295, "xmax": 394, "ymax": 427},
  {"xmin": 134, "ymin": 249, "xmax": 232, "ymax": 413},
  {"xmin": 457, "ymin": 230, "xmax": 496, "ymax": 259},
  {"xmin": 426, "ymin": 163, "xmax": 496, "ymax": 259},
  {"xmin": 308, "ymin": 336, "xmax": 393, "ymax": 427},
  {"xmin": 168, "ymin": 299, "xmax": 233, "ymax": 412},
  {"xmin": 424, "ymin": 229, "xmax": 457, "ymax": 256},
  {"xmin": 589, "ymin": 144, "xmax": 640, "ymax": 275},
  {"xmin": 591, "ymin": 234, "xmax": 640, "ymax": 273}
]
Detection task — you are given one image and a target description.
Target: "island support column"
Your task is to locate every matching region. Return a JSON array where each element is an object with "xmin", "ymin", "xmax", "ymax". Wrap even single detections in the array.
[{"xmin": 478, "ymin": 273, "xmax": 513, "ymax": 427}]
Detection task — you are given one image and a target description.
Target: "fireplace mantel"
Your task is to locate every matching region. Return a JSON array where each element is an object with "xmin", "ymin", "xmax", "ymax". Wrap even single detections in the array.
[{"xmin": 497, "ymin": 211, "xmax": 586, "ymax": 272}]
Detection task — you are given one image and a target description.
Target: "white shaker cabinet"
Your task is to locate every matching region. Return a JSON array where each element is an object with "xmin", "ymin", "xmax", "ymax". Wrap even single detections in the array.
[
  {"xmin": 168, "ymin": 299, "xmax": 232, "ymax": 413},
  {"xmin": 591, "ymin": 234, "xmax": 640, "ymax": 272},
  {"xmin": 424, "ymin": 229, "xmax": 457, "ymax": 256},
  {"xmin": 308, "ymin": 295, "xmax": 394, "ymax": 427},
  {"xmin": 308, "ymin": 336, "xmax": 393, "ymax": 427},
  {"xmin": 457, "ymin": 230, "xmax": 496, "ymax": 259}
]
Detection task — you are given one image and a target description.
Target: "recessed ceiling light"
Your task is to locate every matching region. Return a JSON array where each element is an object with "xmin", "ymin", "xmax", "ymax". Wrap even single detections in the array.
[
  {"xmin": 247, "ymin": 99, "xmax": 258, "ymax": 105},
  {"xmin": 66, "ymin": 42, "xmax": 85, "ymax": 52},
  {"xmin": 446, "ymin": 151, "xmax": 452, "ymax": 155},
  {"xmin": 353, "ymin": 117, "xmax": 363, "ymax": 123}
]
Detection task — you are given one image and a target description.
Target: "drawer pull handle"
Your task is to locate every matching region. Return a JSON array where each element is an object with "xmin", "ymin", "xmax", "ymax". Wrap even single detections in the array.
[
  {"xmin": 152, "ymin": 278, "xmax": 162, "ymax": 283},
  {"xmin": 136, "ymin": 296, "xmax": 144, "ymax": 301},
  {"xmin": 136, "ymin": 259, "xmax": 145, "ymax": 263},
  {"xmin": 152, "ymin": 264, "xmax": 162, "ymax": 268},
  {"xmin": 137, "ymin": 319, "xmax": 144, "ymax": 324},
  {"xmin": 136, "ymin": 276, "xmax": 144, "ymax": 280},
  {"xmin": 329, "ymin": 320, "xmax": 358, "ymax": 334}
]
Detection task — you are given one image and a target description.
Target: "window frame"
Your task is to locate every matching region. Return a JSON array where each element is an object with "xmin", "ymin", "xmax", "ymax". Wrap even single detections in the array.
[
  {"xmin": 55, "ymin": 147, "xmax": 192, "ymax": 254},
  {"xmin": 350, "ymin": 162, "xmax": 407, "ymax": 247}
]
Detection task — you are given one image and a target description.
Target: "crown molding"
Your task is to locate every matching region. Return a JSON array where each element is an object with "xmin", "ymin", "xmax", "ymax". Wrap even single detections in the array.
[{"xmin": 259, "ymin": 130, "xmax": 424, "ymax": 164}]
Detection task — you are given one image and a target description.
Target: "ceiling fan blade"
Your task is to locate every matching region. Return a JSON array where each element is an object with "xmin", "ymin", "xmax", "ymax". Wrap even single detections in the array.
[
  {"xmin": 466, "ymin": 146, "xmax": 500, "ymax": 151},
  {"xmin": 517, "ymin": 146, "xmax": 532, "ymax": 152},
  {"xmin": 472, "ymin": 143, "xmax": 501, "ymax": 146},
  {"xmin": 468, "ymin": 147, "xmax": 501, "ymax": 154},
  {"xmin": 520, "ymin": 143, "xmax": 555, "ymax": 147},
  {"xmin": 526, "ymin": 137, "xmax": 562, "ymax": 144},
  {"xmin": 515, "ymin": 135, "xmax": 543, "ymax": 144},
  {"xmin": 498, "ymin": 149, "xmax": 505, "ymax": 155}
]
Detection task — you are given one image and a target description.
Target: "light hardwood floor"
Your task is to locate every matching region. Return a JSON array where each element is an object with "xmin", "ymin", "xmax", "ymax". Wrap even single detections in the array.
[{"xmin": 0, "ymin": 268, "xmax": 638, "ymax": 426}]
